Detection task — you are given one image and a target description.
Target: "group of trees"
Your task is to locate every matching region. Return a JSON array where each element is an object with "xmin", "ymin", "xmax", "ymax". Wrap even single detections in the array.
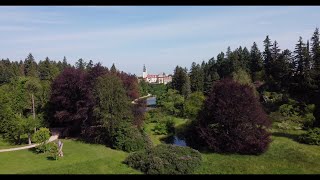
[
  {"xmin": 0, "ymin": 55, "xmax": 146, "ymax": 152},
  {"xmin": 158, "ymin": 27, "xmax": 320, "ymax": 154},
  {"xmin": 169, "ymin": 28, "xmax": 320, "ymax": 127}
]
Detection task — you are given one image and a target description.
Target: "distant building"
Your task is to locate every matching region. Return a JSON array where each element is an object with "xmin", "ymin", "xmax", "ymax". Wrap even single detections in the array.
[{"xmin": 141, "ymin": 64, "xmax": 172, "ymax": 84}]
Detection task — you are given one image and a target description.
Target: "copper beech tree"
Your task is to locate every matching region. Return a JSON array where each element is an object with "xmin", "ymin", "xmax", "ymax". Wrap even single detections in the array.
[{"xmin": 196, "ymin": 78, "xmax": 271, "ymax": 155}]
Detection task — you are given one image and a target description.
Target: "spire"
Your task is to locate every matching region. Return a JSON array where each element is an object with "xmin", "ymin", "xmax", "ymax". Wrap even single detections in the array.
[{"xmin": 143, "ymin": 64, "xmax": 146, "ymax": 72}]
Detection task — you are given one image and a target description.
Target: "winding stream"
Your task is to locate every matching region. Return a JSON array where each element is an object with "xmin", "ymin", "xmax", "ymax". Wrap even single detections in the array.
[{"xmin": 145, "ymin": 96, "xmax": 187, "ymax": 147}]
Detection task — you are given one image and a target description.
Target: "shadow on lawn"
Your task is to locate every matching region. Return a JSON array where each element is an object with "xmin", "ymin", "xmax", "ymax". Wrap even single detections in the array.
[{"xmin": 272, "ymin": 131, "xmax": 300, "ymax": 142}]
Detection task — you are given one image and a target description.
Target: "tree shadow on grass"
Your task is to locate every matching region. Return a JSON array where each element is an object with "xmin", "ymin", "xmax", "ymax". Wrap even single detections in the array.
[
  {"xmin": 272, "ymin": 132, "xmax": 301, "ymax": 142},
  {"xmin": 28, "ymin": 147, "xmax": 39, "ymax": 154},
  {"xmin": 46, "ymin": 156, "xmax": 58, "ymax": 161}
]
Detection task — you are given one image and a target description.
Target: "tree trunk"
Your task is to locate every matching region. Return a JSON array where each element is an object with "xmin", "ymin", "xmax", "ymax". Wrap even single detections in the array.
[
  {"xmin": 18, "ymin": 133, "xmax": 21, "ymax": 145},
  {"xmin": 32, "ymin": 93, "xmax": 36, "ymax": 139},
  {"xmin": 28, "ymin": 133, "xmax": 31, "ymax": 145},
  {"xmin": 32, "ymin": 93, "xmax": 35, "ymax": 119}
]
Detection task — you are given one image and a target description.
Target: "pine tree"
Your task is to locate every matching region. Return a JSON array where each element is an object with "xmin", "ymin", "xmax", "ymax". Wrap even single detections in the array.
[
  {"xmin": 86, "ymin": 60, "xmax": 94, "ymax": 70},
  {"xmin": 172, "ymin": 66, "xmax": 187, "ymax": 94},
  {"xmin": 311, "ymin": 28, "xmax": 320, "ymax": 71},
  {"xmin": 110, "ymin": 63, "xmax": 117, "ymax": 74},
  {"xmin": 263, "ymin": 36, "xmax": 273, "ymax": 80},
  {"xmin": 189, "ymin": 62, "xmax": 204, "ymax": 92},
  {"xmin": 62, "ymin": 56, "xmax": 69, "ymax": 69},
  {"xmin": 182, "ymin": 74, "xmax": 191, "ymax": 98},
  {"xmin": 311, "ymin": 28, "xmax": 320, "ymax": 92},
  {"xmin": 75, "ymin": 58, "xmax": 87, "ymax": 70},
  {"xmin": 294, "ymin": 36, "xmax": 306, "ymax": 75},
  {"xmin": 24, "ymin": 53, "xmax": 38, "ymax": 77},
  {"xmin": 249, "ymin": 42, "xmax": 264, "ymax": 81},
  {"xmin": 241, "ymin": 47, "xmax": 251, "ymax": 72}
]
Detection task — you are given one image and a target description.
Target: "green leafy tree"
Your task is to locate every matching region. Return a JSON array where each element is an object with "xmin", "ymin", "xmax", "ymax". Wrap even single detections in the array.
[
  {"xmin": 93, "ymin": 74, "xmax": 132, "ymax": 136},
  {"xmin": 157, "ymin": 89, "xmax": 184, "ymax": 116},
  {"xmin": 184, "ymin": 92, "xmax": 205, "ymax": 119}
]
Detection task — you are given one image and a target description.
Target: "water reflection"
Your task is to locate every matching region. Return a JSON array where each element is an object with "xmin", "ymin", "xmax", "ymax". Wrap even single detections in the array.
[{"xmin": 162, "ymin": 135, "xmax": 187, "ymax": 147}]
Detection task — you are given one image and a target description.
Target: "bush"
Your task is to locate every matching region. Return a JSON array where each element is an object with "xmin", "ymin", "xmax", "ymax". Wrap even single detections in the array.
[
  {"xmin": 298, "ymin": 128, "xmax": 320, "ymax": 145},
  {"xmin": 195, "ymin": 78, "xmax": 271, "ymax": 155},
  {"xmin": 124, "ymin": 144, "xmax": 202, "ymax": 174},
  {"xmin": 269, "ymin": 99, "xmax": 315, "ymax": 130},
  {"xmin": 111, "ymin": 124, "xmax": 151, "ymax": 152},
  {"xmin": 32, "ymin": 128, "xmax": 51, "ymax": 153},
  {"xmin": 48, "ymin": 142, "xmax": 59, "ymax": 160},
  {"xmin": 145, "ymin": 109, "xmax": 164, "ymax": 123},
  {"xmin": 152, "ymin": 118, "xmax": 175, "ymax": 135}
]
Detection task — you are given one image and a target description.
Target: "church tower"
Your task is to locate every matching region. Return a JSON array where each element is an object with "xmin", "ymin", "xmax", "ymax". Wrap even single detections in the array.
[{"xmin": 142, "ymin": 64, "xmax": 147, "ymax": 78}]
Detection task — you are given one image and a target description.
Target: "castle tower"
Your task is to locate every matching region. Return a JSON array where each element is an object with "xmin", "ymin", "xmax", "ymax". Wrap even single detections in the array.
[{"xmin": 142, "ymin": 64, "xmax": 147, "ymax": 78}]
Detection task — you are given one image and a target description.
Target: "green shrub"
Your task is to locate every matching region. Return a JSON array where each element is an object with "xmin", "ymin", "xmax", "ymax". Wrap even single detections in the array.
[
  {"xmin": 275, "ymin": 121, "xmax": 302, "ymax": 130},
  {"xmin": 48, "ymin": 142, "xmax": 59, "ymax": 160},
  {"xmin": 111, "ymin": 124, "xmax": 151, "ymax": 152},
  {"xmin": 124, "ymin": 144, "xmax": 202, "ymax": 174},
  {"xmin": 32, "ymin": 128, "xmax": 51, "ymax": 153},
  {"xmin": 299, "ymin": 128, "xmax": 320, "ymax": 145},
  {"xmin": 272, "ymin": 101, "xmax": 316, "ymax": 130},
  {"xmin": 153, "ymin": 118, "xmax": 175, "ymax": 135},
  {"xmin": 145, "ymin": 109, "xmax": 164, "ymax": 123}
]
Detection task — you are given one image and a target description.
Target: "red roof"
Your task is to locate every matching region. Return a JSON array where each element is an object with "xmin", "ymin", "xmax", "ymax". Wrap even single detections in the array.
[{"xmin": 146, "ymin": 74, "xmax": 158, "ymax": 78}]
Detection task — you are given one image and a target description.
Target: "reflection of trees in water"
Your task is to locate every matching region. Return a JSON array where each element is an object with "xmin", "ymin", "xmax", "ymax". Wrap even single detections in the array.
[{"xmin": 161, "ymin": 135, "xmax": 187, "ymax": 147}]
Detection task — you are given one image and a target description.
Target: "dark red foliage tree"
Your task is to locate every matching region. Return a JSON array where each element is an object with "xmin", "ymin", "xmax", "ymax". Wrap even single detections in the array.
[
  {"xmin": 87, "ymin": 63, "xmax": 109, "ymax": 87},
  {"xmin": 118, "ymin": 72, "xmax": 140, "ymax": 100},
  {"xmin": 132, "ymin": 99, "xmax": 146, "ymax": 128},
  {"xmin": 48, "ymin": 67, "xmax": 93, "ymax": 136},
  {"xmin": 195, "ymin": 78, "xmax": 271, "ymax": 155}
]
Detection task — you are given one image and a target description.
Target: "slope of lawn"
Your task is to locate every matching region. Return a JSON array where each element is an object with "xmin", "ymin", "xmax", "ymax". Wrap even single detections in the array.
[
  {"xmin": 195, "ymin": 129, "xmax": 320, "ymax": 174},
  {"xmin": 0, "ymin": 139, "xmax": 140, "ymax": 174},
  {"xmin": 145, "ymin": 117, "xmax": 320, "ymax": 174}
]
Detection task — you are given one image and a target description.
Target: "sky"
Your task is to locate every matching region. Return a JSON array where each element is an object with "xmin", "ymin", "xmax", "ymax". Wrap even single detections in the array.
[{"xmin": 0, "ymin": 6, "xmax": 319, "ymax": 76}]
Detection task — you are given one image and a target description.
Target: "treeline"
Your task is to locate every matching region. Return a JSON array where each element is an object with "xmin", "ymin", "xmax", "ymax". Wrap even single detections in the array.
[
  {"xmin": 168, "ymin": 28, "xmax": 320, "ymax": 120},
  {"xmin": 0, "ymin": 55, "xmax": 148, "ymax": 152},
  {"xmin": 174, "ymin": 29, "xmax": 318, "ymax": 96}
]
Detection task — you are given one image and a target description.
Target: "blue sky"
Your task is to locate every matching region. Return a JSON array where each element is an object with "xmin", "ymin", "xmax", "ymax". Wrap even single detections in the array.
[{"xmin": 0, "ymin": 6, "xmax": 319, "ymax": 76}]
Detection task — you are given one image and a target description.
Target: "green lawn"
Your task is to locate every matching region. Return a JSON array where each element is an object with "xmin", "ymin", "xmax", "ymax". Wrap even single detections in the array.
[
  {"xmin": 0, "ymin": 139, "xmax": 140, "ymax": 174},
  {"xmin": 195, "ymin": 129, "xmax": 320, "ymax": 174}
]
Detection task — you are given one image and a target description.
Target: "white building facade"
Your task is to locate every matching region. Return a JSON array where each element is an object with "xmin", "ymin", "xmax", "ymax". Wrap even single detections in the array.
[{"xmin": 142, "ymin": 65, "xmax": 172, "ymax": 84}]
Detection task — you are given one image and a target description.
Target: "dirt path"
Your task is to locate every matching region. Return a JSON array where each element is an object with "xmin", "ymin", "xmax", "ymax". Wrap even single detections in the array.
[
  {"xmin": 0, "ymin": 135, "xmax": 59, "ymax": 153},
  {"xmin": 131, "ymin": 93, "xmax": 152, "ymax": 104}
]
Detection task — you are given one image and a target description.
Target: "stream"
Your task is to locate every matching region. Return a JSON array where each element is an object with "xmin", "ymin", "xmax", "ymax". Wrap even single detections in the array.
[{"xmin": 145, "ymin": 96, "xmax": 187, "ymax": 147}]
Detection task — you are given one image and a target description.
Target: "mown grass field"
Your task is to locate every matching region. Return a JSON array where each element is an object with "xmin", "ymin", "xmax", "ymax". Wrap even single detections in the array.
[
  {"xmin": 0, "ymin": 139, "xmax": 140, "ymax": 174},
  {"xmin": 1, "ymin": 117, "xmax": 320, "ymax": 174}
]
